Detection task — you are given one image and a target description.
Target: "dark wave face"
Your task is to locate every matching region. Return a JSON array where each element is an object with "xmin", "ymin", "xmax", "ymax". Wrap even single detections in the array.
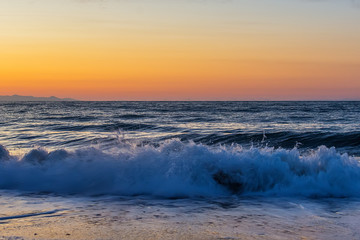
[{"xmin": 0, "ymin": 101, "xmax": 359, "ymax": 155}]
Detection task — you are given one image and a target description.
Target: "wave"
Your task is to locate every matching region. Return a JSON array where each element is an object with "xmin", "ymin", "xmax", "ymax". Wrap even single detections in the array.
[
  {"xmin": 0, "ymin": 140, "xmax": 360, "ymax": 198},
  {"xmin": 187, "ymin": 131, "xmax": 360, "ymax": 149}
]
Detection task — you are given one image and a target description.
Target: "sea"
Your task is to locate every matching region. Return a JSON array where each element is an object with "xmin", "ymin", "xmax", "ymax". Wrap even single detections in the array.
[{"xmin": 0, "ymin": 101, "xmax": 359, "ymax": 239}]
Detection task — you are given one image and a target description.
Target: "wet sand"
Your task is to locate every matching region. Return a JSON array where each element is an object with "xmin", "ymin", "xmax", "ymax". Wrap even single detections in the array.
[{"xmin": 1, "ymin": 192, "xmax": 359, "ymax": 240}]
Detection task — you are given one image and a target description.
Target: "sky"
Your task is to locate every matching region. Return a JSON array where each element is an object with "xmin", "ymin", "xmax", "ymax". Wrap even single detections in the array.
[{"xmin": 0, "ymin": 0, "xmax": 359, "ymax": 100}]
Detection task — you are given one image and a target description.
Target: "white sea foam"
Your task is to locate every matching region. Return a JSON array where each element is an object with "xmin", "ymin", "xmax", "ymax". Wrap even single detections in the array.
[{"xmin": 0, "ymin": 140, "xmax": 359, "ymax": 198}]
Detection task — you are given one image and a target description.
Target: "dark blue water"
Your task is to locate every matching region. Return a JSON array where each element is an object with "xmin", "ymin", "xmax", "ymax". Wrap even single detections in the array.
[
  {"xmin": 0, "ymin": 101, "xmax": 359, "ymax": 154},
  {"xmin": 0, "ymin": 101, "xmax": 360, "ymax": 197}
]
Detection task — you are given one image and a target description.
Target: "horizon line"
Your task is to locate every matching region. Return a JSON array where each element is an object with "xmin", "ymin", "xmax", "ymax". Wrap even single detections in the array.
[{"xmin": 1, "ymin": 94, "xmax": 360, "ymax": 102}]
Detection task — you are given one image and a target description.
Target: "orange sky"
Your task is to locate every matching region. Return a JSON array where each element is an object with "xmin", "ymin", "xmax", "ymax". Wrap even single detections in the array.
[{"xmin": 1, "ymin": 0, "xmax": 359, "ymax": 100}]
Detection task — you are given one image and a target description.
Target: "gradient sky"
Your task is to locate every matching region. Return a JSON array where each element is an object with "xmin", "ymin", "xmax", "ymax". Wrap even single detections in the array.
[{"xmin": 1, "ymin": 0, "xmax": 359, "ymax": 100}]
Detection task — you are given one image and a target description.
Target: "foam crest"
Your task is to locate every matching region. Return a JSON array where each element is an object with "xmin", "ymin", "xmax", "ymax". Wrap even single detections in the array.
[{"xmin": 0, "ymin": 140, "xmax": 359, "ymax": 198}]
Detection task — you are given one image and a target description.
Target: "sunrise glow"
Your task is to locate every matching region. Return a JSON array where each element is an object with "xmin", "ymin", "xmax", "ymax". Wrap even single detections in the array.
[{"xmin": 1, "ymin": 0, "xmax": 359, "ymax": 100}]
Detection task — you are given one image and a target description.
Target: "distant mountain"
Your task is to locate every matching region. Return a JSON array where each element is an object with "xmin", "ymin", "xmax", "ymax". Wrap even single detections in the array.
[{"xmin": 0, "ymin": 95, "xmax": 77, "ymax": 102}]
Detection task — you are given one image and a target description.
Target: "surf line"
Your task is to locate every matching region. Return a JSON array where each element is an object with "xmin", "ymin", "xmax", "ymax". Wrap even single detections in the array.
[{"xmin": 0, "ymin": 209, "xmax": 66, "ymax": 221}]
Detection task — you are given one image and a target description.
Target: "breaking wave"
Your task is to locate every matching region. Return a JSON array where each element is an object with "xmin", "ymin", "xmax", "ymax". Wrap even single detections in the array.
[{"xmin": 0, "ymin": 140, "xmax": 359, "ymax": 198}]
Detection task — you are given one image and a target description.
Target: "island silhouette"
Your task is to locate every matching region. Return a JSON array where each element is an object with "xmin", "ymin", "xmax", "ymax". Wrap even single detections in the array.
[{"xmin": 0, "ymin": 95, "xmax": 77, "ymax": 101}]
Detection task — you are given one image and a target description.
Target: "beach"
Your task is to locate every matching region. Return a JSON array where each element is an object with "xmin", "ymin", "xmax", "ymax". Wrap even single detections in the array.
[{"xmin": 1, "ymin": 192, "xmax": 360, "ymax": 240}]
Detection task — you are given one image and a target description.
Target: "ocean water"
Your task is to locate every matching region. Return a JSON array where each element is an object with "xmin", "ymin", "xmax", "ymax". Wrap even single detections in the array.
[{"xmin": 0, "ymin": 101, "xmax": 360, "ymax": 239}]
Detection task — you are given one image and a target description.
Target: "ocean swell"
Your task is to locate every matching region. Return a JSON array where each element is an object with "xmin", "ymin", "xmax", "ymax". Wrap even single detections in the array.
[{"xmin": 0, "ymin": 140, "xmax": 359, "ymax": 198}]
